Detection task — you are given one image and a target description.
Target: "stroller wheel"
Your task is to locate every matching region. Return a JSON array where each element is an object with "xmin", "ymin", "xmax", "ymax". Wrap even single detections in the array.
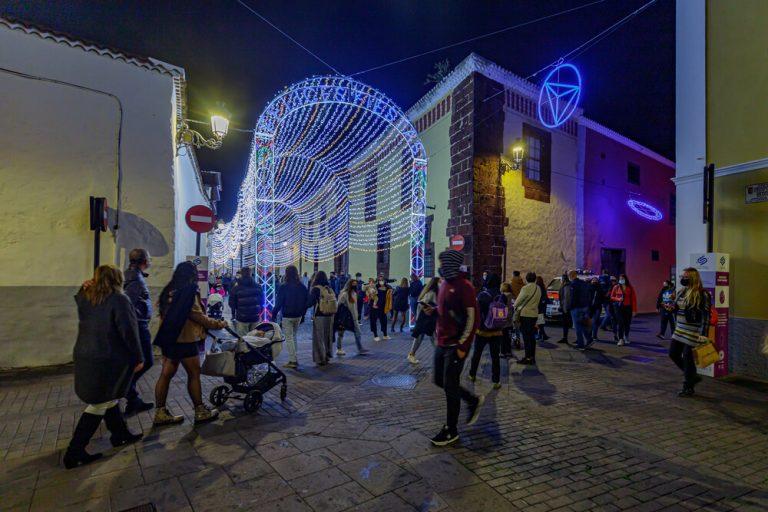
[
  {"xmin": 280, "ymin": 384, "xmax": 287, "ymax": 402},
  {"xmin": 243, "ymin": 390, "xmax": 263, "ymax": 413},
  {"xmin": 210, "ymin": 385, "xmax": 230, "ymax": 407}
]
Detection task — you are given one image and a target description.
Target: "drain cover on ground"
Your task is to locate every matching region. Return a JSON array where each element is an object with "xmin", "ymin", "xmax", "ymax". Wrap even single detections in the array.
[{"xmin": 368, "ymin": 374, "xmax": 417, "ymax": 389}]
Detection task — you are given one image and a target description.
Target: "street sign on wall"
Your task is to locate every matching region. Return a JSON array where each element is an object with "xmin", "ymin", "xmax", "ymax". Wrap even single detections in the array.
[
  {"xmin": 185, "ymin": 205, "xmax": 216, "ymax": 233},
  {"xmin": 450, "ymin": 234, "xmax": 465, "ymax": 251},
  {"xmin": 745, "ymin": 182, "xmax": 768, "ymax": 204}
]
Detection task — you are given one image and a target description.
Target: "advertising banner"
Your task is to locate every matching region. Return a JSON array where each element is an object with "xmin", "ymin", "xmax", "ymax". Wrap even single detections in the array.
[
  {"xmin": 187, "ymin": 255, "xmax": 210, "ymax": 305},
  {"xmin": 689, "ymin": 253, "xmax": 729, "ymax": 377}
]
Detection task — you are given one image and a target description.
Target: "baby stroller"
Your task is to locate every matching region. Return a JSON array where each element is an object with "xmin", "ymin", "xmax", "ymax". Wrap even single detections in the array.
[
  {"xmin": 203, "ymin": 322, "xmax": 287, "ymax": 413},
  {"xmin": 206, "ymin": 293, "xmax": 224, "ymax": 320}
]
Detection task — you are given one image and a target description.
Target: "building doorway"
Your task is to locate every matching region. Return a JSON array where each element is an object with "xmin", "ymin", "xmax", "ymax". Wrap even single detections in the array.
[{"xmin": 601, "ymin": 248, "xmax": 626, "ymax": 277}]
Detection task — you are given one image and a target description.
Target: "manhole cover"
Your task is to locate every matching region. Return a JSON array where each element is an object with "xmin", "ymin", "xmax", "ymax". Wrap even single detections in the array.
[
  {"xmin": 368, "ymin": 374, "xmax": 417, "ymax": 389},
  {"xmin": 621, "ymin": 355, "xmax": 656, "ymax": 364}
]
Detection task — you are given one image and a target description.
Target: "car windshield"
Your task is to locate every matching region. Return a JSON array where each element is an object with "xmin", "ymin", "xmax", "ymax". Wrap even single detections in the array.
[{"xmin": 547, "ymin": 279, "xmax": 562, "ymax": 291}]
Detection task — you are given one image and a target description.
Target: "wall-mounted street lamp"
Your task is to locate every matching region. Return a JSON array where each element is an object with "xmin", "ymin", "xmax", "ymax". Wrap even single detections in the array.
[
  {"xmin": 511, "ymin": 138, "xmax": 524, "ymax": 170},
  {"xmin": 178, "ymin": 114, "xmax": 230, "ymax": 150}
]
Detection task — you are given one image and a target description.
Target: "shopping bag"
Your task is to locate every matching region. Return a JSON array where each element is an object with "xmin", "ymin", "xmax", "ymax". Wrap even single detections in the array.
[
  {"xmin": 202, "ymin": 350, "xmax": 236, "ymax": 377},
  {"xmin": 693, "ymin": 341, "xmax": 720, "ymax": 368}
]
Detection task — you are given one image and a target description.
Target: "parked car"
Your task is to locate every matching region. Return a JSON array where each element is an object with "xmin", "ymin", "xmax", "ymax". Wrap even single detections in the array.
[{"xmin": 544, "ymin": 272, "xmax": 598, "ymax": 323}]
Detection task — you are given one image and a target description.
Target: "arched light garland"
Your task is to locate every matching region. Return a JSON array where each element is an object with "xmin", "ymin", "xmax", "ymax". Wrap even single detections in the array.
[
  {"xmin": 210, "ymin": 76, "xmax": 428, "ymax": 320},
  {"xmin": 627, "ymin": 199, "xmax": 663, "ymax": 221}
]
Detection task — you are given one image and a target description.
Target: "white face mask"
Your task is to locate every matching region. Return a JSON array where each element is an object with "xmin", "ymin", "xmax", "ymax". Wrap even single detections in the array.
[
  {"xmin": 619, "ymin": 279, "xmax": 626, "ymax": 285},
  {"xmin": 378, "ymin": 280, "xmax": 384, "ymax": 285}
]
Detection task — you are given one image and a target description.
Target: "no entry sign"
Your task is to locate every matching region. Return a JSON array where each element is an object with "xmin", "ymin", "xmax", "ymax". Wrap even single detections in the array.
[
  {"xmin": 450, "ymin": 234, "xmax": 465, "ymax": 251},
  {"xmin": 185, "ymin": 205, "xmax": 216, "ymax": 233}
]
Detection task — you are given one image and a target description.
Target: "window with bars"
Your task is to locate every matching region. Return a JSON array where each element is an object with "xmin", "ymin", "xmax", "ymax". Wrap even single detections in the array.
[
  {"xmin": 521, "ymin": 123, "xmax": 551, "ymax": 202},
  {"xmin": 525, "ymin": 134, "xmax": 542, "ymax": 182}
]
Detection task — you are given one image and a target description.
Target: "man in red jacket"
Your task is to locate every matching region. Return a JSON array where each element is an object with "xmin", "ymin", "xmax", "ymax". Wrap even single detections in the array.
[{"xmin": 423, "ymin": 250, "xmax": 484, "ymax": 446}]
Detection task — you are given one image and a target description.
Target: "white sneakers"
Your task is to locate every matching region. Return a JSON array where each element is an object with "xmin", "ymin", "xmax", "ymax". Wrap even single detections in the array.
[
  {"xmin": 407, "ymin": 354, "xmax": 419, "ymax": 364},
  {"xmin": 383, "ymin": 335, "xmax": 391, "ymax": 340},
  {"xmin": 373, "ymin": 337, "xmax": 381, "ymax": 342},
  {"xmin": 336, "ymin": 349, "xmax": 346, "ymax": 356}
]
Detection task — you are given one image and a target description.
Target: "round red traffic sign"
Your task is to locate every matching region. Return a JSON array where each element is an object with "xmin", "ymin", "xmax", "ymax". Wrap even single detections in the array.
[
  {"xmin": 450, "ymin": 234, "xmax": 465, "ymax": 251},
  {"xmin": 185, "ymin": 205, "xmax": 216, "ymax": 233}
]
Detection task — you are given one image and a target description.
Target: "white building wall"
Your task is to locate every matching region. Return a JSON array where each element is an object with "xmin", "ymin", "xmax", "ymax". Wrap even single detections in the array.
[
  {"xmin": 0, "ymin": 24, "xmax": 201, "ymax": 367},
  {"xmin": 674, "ymin": 0, "xmax": 708, "ymax": 275}
]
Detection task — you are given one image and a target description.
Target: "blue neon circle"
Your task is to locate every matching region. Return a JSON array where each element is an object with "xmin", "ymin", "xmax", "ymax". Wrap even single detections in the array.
[
  {"xmin": 537, "ymin": 63, "xmax": 582, "ymax": 128},
  {"xmin": 627, "ymin": 199, "xmax": 663, "ymax": 221}
]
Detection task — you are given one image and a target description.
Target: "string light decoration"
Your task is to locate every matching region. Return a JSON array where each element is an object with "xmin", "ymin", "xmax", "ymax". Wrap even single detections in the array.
[
  {"xmin": 210, "ymin": 76, "xmax": 428, "ymax": 319},
  {"xmin": 627, "ymin": 199, "xmax": 663, "ymax": 221},
  {"xmin": 537, "ymin": 63, "xmax": 581, "ymax": 128}
]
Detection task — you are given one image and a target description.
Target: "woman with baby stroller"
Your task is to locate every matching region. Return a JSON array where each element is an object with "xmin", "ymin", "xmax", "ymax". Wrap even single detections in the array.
[
  {"xmin": 153, "ymin": 261, "xmax": 228, "ymax": 426},
  {"xmin": 64, "ymin": 265, "xmax": 145, "ymax": 469}
]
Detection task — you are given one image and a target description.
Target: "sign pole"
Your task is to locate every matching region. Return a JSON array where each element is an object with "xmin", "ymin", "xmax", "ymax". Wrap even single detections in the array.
[
  {"xmin": 195, "ymin": 232, "xmax": 201, "ymax": 257},
  {"xmin": 93, "ymin": 228, "xmax": 100, "ymax": 270}
]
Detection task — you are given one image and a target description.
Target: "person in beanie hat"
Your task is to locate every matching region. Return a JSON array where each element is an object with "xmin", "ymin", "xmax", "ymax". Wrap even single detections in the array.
[{"xmin": 421, "ymin": 250, "xmax": 484, "ymax": 446}]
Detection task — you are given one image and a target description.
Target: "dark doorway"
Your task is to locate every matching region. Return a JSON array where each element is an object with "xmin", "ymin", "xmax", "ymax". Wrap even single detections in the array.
[
  {"xmin": 334, "ymin": 251, "xmax": 349, "ymax": 276},
  {"xmin": 377, "ymin": 221, "xmax": 391, "ymax": 277},
  {"xmin": 424, "ymin": 215, "xmax": 435, "ymax": 278},
  {"xmin": 601, "ymin": 248, "xmax": 626, "ymax": 277}
]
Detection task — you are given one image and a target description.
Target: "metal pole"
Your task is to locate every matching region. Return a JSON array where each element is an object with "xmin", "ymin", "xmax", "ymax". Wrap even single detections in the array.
[
  {"xmin": 195, "ymin": 232, "xmax": 201, "ymax": 257},
  {"xmin": 93, "ymin": 229, "xmax": 100, "ymax": 270}
]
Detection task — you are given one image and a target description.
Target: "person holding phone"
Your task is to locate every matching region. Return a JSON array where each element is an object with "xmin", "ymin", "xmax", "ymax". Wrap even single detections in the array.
[{"xmin": 422, "ymin": 250, "xmax": 483, "ymax": 447}]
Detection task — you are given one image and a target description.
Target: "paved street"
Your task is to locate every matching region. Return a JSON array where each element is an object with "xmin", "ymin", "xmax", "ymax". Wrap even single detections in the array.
[{"xmin": 1, "ymin": 315, "xmax": 767, "ymax": 512}]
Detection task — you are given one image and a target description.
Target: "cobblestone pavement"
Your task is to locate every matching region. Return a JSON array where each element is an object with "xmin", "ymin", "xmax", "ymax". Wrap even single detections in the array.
[{"xmin": 1, "ymin": 315, "xmax": 767, "ymax": 511}]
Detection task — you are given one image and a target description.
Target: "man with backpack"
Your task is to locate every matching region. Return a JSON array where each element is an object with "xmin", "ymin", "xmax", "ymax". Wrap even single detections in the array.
[
  {"xmin": 469, "ymin": 273, "xmax": 506, "ymax": 389},
  {"xmin": 421, "ymin": 250, "xmax": 483, "ymax": 447}
]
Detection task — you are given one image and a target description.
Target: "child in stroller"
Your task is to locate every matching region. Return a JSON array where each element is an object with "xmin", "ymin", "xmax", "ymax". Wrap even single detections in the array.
[
  {"xmin": 204, "ymin": 322, "xmax": 287, "ymax": 413},
  {"xmin": 206, "ymin": 292, "xmax": 224, "ymax": 320}
]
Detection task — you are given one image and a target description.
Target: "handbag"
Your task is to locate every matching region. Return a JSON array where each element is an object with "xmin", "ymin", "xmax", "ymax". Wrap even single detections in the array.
[
  {"xmin": 201, "ymin": 350, "xmax": 236, "ymax": 377},
  {"xmin": 536, "ymin": 313, "xmax": 545, "ymax": 326},
  {"xmin": 693, "ymin": 340, "xmax": 720, "ymax": 368},
  {"xmin": 512, "ymin": 288, "xmax": 537, "ymax": 326}
]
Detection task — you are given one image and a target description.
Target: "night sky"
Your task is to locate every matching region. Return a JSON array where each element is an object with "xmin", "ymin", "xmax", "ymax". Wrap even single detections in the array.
[{"xmin": 2, "ymin": 0, "xmax": 674, "ymax": 221}]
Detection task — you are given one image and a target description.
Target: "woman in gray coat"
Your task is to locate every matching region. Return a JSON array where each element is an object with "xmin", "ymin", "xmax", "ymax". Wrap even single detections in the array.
[{"xmin": 64, "ymin": 265, "xmax": 144, "ymax": 469}]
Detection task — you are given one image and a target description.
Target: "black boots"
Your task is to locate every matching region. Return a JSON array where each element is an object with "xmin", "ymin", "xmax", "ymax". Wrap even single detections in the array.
[
  {"xmin": 63, "ymin": 412, "xmax": 104, "ymax": 469},
  {"xmin": 104, "ymin": 405, "xmax": 143, "ymax": 447}
]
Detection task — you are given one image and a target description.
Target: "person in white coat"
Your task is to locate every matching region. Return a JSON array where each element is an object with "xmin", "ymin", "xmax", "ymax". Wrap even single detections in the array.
[{"xmin": 336, "ymin": 278, "xmax": 369, "ymax": 356}]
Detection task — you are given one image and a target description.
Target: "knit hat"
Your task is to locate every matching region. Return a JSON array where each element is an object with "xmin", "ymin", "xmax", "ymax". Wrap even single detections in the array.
[{"xmin": 438, "ymin": 249, "xmax": 464, "ymax": 279}]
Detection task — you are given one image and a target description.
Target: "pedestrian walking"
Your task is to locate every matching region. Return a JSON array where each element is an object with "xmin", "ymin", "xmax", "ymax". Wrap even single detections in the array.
[
  {"xmin": 558, "ymin": 273, "xmax": 572, "ymax": 344},
  {"xmin": 228, "ymin": 267, "xmax": 263, "ymax": 335},
  {"xmin": 408, "ymin": 273, "xmax": 424, "ymax": 326},
  {"xmin": 122, "ymin": 248, "xmax": 155, "ymax": 416},
  {"xmin": 153, "ymin": 261, "xmax": 226, "ymax": 426},
  {"xmin": 407, "ymin": 277, "xmax": 439, "ymax": 364},
  {"xmin": 355, "ymin": 272, "xmax": 365, "ymax": 321},
  {"xmin": 64, "ymin": 265, "xmax": 145, "ymax": 469},
  {"xmin": 335, "ymin": 278, "xmax": 369, "ymax": 356},
  {"xmin": 600, "ymin": 274, "xmax": 616, "ymax": 331},
  {"xmin": 499, "ymin": 282, "xmax": 516, "ymax": 357},
  {"xmin": 469, "ymin": 273, "xmax": 505, "ymax": 389},
  {"xmin": 221, "ymin": 272, "xmax": 233, "ymax": 296},
  {"xmin": 535, "ymin": 275, "xmax": 550, "ymax": 341},
  {"xmin": 421, "ymin": 250, "xmax": 483, "ymax": 447},
  {"xmin": 307, "ymin": 271, "xmax": 336, "ymax": 366},
  {"xmin": 367, "ymin": 275, "xmax": 392, "ymax": 340},
  {"xmin": 301, "ymin": 272, "xmax": 309, "ymax": 288},
  {"xmin": 514, "ymin": 272, "xmax": 542, "ymax": 365},
  {"xmin": 329, "ymin": 271, "xmax": 339, "ymax": 296},
  {"xmin": 568, "ymin": 270, "xmax": 593, "ymax": 350},
  {"xmin": 609, "ymin": 274, "xmax": 638, "ymax": 345},
  {"xmin": 669, "ymin": 268, "xmax": 711, "ymax": 397},
  {"xmin": 272, "ymin": 265, "xmax": 308, "ymax": 369},
  {"xmin": 588, "ymin": 277, "xmax": 604, "ymax": 341},
  {"xmin": 391, "ymin": 278, "xmax": 410, "ymax": 332},
  {"xmin": 509, "ymin": 270, "xmax": 525, "ymax": 299},
  {"xmin": 656, "ymin": 280, "xmax": 676, "ymax": 339}
]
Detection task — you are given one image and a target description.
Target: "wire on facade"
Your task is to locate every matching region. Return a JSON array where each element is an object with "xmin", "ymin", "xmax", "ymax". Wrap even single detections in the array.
[{"xmin": 234, "ymin": 0, "xmax": 342, "ymax": 75}]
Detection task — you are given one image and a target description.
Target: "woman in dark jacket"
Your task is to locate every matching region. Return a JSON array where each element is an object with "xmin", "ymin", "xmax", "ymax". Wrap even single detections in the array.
[
  {"xmin": 153, "ymin": 261, "xmax": 228, "ymax": 426},
  {"xmin": 307, "ymin": 271, "xmax": 336, "ymax": 365},
  {"xmin": 535, "ymin": 276, "xmax": 550, "ymax": 341},
  {"xmin": 64, "ymin": 265, "xmax": 144, "ymax": 469},
  {"xmin": 469, "ymin": 273, "xmax": 506, "ymax": 388},
  {"xmin": 391, "ymin": 278, "xmax": 410, "ymax": 333}
]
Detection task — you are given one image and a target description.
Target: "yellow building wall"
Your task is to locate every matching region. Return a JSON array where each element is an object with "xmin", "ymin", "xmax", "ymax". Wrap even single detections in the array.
[
  {"xmin": 707, "ymin": 0, "xmax": 768, "ymax": 320},
  {"xmin": 707, "ymin": 0, "xmax": 768, "ymax": 167}
]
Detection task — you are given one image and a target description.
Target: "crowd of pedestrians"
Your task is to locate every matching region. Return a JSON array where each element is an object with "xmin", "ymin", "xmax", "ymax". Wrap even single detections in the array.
[{"xmin": 65, "ymin": 243, "xmax": 722, "ymax": 467}]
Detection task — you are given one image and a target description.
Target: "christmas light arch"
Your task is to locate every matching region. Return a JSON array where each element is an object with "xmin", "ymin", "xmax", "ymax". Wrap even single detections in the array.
[{"xmin": 210, "ymin": 76, "xmax": 428, "ymax": 319}]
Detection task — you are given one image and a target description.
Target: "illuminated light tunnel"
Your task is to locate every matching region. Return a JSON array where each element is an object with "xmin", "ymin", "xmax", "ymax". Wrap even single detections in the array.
[{"xmin": 210, "ymin": 76, "xmax": 428, "ymax": 319}]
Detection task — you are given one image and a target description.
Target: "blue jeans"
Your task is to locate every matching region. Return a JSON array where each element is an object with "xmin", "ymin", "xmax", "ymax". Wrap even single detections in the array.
[
  {"xmin": 600, "ymin": 303, "xmax": 612, "ymax": 329},
  {"xmin": 570, "ymin": 307, "xmax": 592, "ymax": 348},
  {"xmin": 337, "ymin": 323, "xmax": 364, "ymax": 352}
]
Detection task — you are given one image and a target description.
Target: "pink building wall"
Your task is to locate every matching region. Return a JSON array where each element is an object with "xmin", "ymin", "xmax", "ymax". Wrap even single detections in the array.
[{"xmin": 583, "ymin": 127, "xmax": 676, "ymax": 314}]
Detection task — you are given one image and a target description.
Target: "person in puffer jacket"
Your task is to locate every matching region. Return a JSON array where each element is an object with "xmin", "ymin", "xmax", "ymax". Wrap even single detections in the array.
[
  {"xmin": 228, "ymin": 267, "xmax": 263, "ymax": 335},
  {"xmin": 123, "ymin": 248, "xmax": 155, "ymax": 415}
]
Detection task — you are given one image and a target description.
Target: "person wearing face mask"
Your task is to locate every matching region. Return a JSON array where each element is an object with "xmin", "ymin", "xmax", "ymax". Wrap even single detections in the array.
[
  {"xmin": 272, "ymin": 265, "xmax": 309, "ymax": 369},
  {"xmin": 123, "ymin": 248, "xmax": 155, "ymax": 415},
  {"xmin": 669, "ymin": 268, "xmax": 710, "ymax": 397},
  {"xmin": 421, "ymin": 250, "xmax": 483, "ymax": 446},
  {"xmin": 367, "ymin": 275, "xmax": 392, "ymax": 341},
  {"xmin": 656, "ymin": 280, "xmax": 676, "ymax": 340},
  {"xmin": 609, "ymin": 274, "xmax": 637, "ymax": 345},
  {"xmin": 335, "ymin": 279, "xmax": 369, "ymax": 356}
]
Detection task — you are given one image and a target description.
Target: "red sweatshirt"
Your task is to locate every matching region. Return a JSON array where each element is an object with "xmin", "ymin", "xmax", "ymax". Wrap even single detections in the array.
[
  {"xmin": 436, "ymin": 276, "xmax": 479, "ymax": 352},
  {"xmin": 609, "ymin": 284, "xmax": 638, "ymax": 313}
]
